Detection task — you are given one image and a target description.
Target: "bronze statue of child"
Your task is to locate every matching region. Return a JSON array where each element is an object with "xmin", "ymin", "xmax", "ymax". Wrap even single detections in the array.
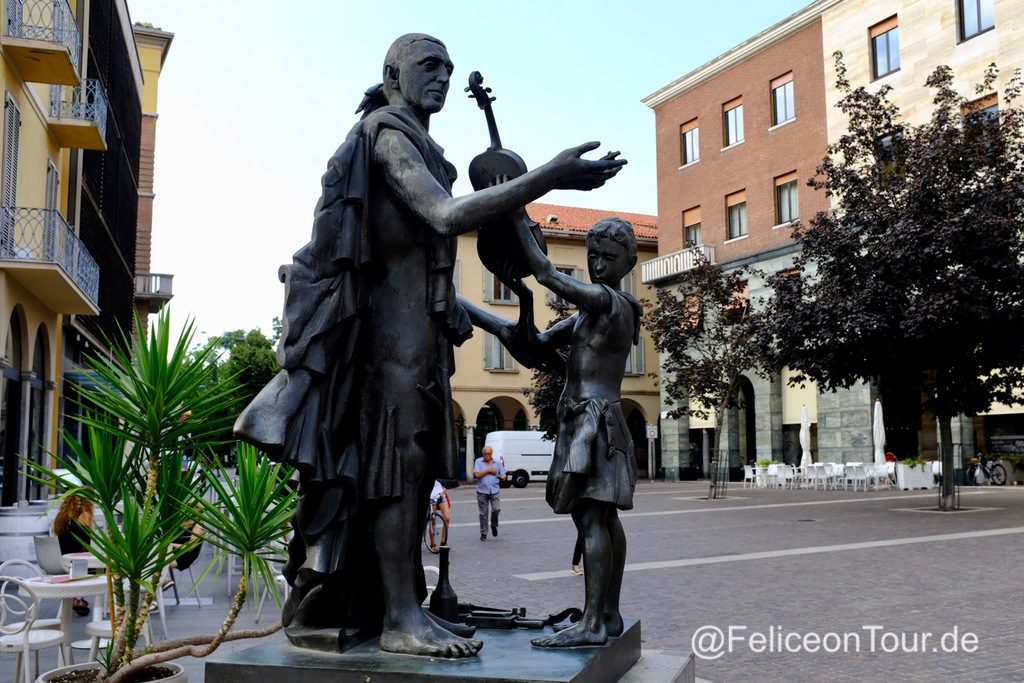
[{"xmin": 470, "ymin": 216, "xmax": 641, "ymax": 647}]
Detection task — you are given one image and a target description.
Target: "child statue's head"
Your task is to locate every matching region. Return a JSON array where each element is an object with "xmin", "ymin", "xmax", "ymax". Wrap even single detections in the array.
[{"xmin": 586, "ymin": 217, "xmax": 638, "ymax": 286}]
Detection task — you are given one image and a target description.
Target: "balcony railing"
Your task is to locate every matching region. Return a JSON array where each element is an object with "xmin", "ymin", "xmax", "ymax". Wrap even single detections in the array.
[
  {"xmin": 48, "ymin": 78, "xmax": 107, "ymax": 148},
  {"xmin": 0, "ymin": 207, "xmax": 99, "ymax": 305},
  {"xmin": 135, "ymin": 272, "xmax": 173, "ymax": 298},
  {"xmin": 4, "ymin": 0, "xmax": 81, "ymax": 80},
  {"xmin": 135, "ymin": 272, "xmax": 173, "ymax": 314},
  {"xmin": 641, "ymin": 244, "xmax": 716, "ymax": 284}
]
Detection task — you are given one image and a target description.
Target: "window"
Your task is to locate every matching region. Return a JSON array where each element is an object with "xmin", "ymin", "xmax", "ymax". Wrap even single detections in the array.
[
  {"xmin": 683, "ymin": 206, "xmax": 701, "ymax": 246},
  {"xmin": 723, "ymin": 281, "xmax": 750, "ymax": 325},
  {"xmin": 775, "ymin": 172, "xmax": 799, "ymax": 225},
  {"xmin": 620, "ymin": 271, "xmax": 635, "ymax": 297},
  {"xmin": 964, "ymin": 93, "xmax": 999, "ymax": 121},
  {"xmin": 44, "ymin": 162, "xmax": 58, "ymax": 260},
  {"xmin": 726, "ymin": 191, "xmax": 747, "ymax": 239},
  {"xmin": 2, "ymin": 94, "xmax": 19, "ymax": 251},
  {"xmin": 483, "ymin": 331, "xmax": 515, "ymax": 371},
  {"xmin": 959, "ymin": 0, "xmax": 994, "ymax": 41},
  {"xmin": 483, "ymin": 268, "xmax": 517, "ymax": 304},
  {"xmin": 723, "ymin": 97, "xmax": 744, "ymax": 146},
  {"xmin": 680, "ymin": 119, "xmax": 699, "ymax": 165},
  {"xmin": 624, "ymin": 337, "xmax": 645, "ymax": 375},
  {"xmin": 771, "ymin": 73, "xmax": 795, "ymax": 125},
  {"xmin": 870, "ymin": 17, "xmax": 900, "ymax": 79},
  {"xmin": 548, "ymin": 266, "xmax": 583, "ymax": 306}
]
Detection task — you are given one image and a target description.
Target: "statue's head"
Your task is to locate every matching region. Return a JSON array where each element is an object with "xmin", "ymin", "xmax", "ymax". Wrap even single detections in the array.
[
  {"xmin": 382, "ymin": 34, "xmax": 453, "ymax": 118},
  {"xmin": 586, "ymin": 217, "xmax": 638, "ymax": 286}
]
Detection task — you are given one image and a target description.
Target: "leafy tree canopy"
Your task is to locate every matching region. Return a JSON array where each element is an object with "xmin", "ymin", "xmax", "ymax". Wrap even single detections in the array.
[{"xmin": 763, "ymin": 56, "xmax": 1024, "ymax": 422}]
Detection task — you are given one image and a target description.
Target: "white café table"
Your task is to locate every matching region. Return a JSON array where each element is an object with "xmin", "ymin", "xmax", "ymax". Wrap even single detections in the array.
[{"xmin": 20, "ymin": 574, "xmax": 108, "ymax": 662}]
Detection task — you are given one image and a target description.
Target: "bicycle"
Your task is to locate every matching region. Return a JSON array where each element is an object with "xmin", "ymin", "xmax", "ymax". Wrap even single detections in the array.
[
  {"xmin": 964, "ymin": 455, "xmax": 1007, "ymax": 486},
  {"xmin": 423, "ymin": 488, "xmax": 451, "ymax": 554}
]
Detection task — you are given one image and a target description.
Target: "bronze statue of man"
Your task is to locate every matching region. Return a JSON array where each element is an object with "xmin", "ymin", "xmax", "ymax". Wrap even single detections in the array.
[{"xmin": 235, "ymin": 33, "xmax": 625, "ymax": 659}]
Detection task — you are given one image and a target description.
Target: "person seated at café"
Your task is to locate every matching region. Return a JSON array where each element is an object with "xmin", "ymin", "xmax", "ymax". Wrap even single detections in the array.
[{"xmin": 53, "ymin": 493, "xmax": 94, "ymax": 615}]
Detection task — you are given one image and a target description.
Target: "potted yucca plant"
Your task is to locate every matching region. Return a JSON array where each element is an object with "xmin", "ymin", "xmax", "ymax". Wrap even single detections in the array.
[{"xmin": 30, "ymin": 309, "xmax": 296, "ymax": 683}]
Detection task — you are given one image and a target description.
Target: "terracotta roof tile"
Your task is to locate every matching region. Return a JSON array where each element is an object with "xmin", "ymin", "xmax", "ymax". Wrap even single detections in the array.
[{"xmin": 526, "ymin": 202, "xmax": 658, "ymax": 241}]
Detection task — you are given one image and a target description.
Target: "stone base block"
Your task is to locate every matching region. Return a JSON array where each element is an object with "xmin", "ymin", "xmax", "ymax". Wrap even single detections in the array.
[{"xmin": 206, "ymin": 620, "xmax": 643, "ymax": 683}]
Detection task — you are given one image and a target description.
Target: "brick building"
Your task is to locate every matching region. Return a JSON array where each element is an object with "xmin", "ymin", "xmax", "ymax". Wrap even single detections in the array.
[{"xmin": 643, "ymin": 0, "xmax": 1023, "ymax": 478}]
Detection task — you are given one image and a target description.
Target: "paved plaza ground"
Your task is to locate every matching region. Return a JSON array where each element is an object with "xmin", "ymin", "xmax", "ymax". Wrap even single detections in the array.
[{"xmin": 5, "ymin": 480, "xmax": 1023, "ymax": 682}]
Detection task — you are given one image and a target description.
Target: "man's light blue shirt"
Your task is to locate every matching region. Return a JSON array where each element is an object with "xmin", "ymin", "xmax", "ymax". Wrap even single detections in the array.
[{"xmin": 474, "ymin": 457, "xmax": 506, "ymax": 495}]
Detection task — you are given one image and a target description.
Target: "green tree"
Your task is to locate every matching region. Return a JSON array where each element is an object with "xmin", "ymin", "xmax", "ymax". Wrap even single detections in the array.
[
  {"xmin": 189, "ymin": 327, "xmax": 279, "ymax": 459},
  {"xmin": 762, "ymin": 57, "xmax": 1024, "ymax": 510},
  {"xmin": 646, "ymin": 253, "xmax": 772, "ymax": 498}
]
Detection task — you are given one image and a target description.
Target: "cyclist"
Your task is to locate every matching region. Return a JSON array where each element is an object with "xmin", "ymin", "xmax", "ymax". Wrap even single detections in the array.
[{"xmin": 428, "ymin": 480, "xmax": 451, "ymax": 551}]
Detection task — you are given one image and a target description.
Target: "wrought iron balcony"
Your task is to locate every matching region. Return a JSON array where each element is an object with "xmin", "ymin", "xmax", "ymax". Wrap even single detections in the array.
[
  {"xmin": 134, "ymin": 272, "xmax": 174, "ymax": 313},
  {"xmin": 1, "ymin": 0, "xmax": 81, "ymax": 85},
  {"xmin": 0, "ymin": 207, "xmax": 99, "ymax": 314},
  {"xmin": 641, "ymin": 244, "xmax": 716, "ymax": 285},
  {"xmin": 48, "ymin": 79, "xmax": 107, "ymax": 149}
]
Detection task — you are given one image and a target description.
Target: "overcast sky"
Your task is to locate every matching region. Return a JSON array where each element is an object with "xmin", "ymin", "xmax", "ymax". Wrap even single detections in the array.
[{"xmin": 126, "ymin": 0, "xmax": 811, "ymax": 339}]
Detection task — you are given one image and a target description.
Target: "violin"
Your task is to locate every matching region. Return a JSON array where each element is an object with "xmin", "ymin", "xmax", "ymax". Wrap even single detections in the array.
[{"xmin": 465, "ymin": 71, "xmax": 547, "ymax": 283}]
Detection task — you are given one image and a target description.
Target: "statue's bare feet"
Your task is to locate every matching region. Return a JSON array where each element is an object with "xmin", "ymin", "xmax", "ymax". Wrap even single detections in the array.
[
  {"xmin": 379, "ymin": 609, "xmax": 483, "ymax": 658},
  {"xmin": 531, "ymin": 620, "xmax": 607, "ymax": 648},
  {"xmin": 424, "ymin": 608, "xmax": 477, "ymax": 638},
  {"xmin": 604, "ymin": 611, "xmax": 624, "ymax": 637}
]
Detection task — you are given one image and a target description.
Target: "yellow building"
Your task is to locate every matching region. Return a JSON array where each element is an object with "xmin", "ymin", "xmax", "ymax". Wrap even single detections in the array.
[
  {"xmin": 0, "ymin": 0, "xmax": 171, "ymax": 524},
  {"xmin": 451, "ymin": 202, "xmax": 661, "ymax": 479}
]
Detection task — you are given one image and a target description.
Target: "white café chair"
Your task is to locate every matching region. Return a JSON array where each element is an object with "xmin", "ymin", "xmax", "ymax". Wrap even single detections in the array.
[
  {"xmin": 846, "ymin": 462, "xmax": 868, "ymax": 491},
  {"xmin": 0, "ymin": 561, "xmax": 63, "ymax": 632},
  {"xmin": 84, "ymin": 580, "xmax": 157, "ymax": 661},
  {"xmin": 826, "ymin": 462, "xmax": 845, "ymax": 490},
  {"xmin": 0, "ymin": 576, "xmax": 67, "ymax": 683},
  {"xmin": 742, "ymin": 465, "xmax": 756, "ymax": 488},
  {"xmin": 254, "ymin": 571, "xmax": 290, "ymax": 625},
  {"xmin": 867, "ymin": 463, "xmax": 889, "ymax": 490},
  {"xmin": 754, "ymin": 465, "xmax": 769, "ymax": 488},
  {"xmin": 781, "ymin": 464, "xmax": 798, "ymax": 489}
]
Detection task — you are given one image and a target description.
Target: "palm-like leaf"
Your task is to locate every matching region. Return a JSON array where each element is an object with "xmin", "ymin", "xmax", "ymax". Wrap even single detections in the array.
[
  {"xmin": 194, "ymin": 444, "xmax": 295, "ymax": 602},
  {"xmin": 74, "ymin": 309, "xmax": 239, "ymax": 461}
]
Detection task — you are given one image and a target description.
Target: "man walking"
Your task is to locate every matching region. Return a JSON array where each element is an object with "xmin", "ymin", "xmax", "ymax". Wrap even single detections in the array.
[{"xmin": 474, "ymin": 446, "xmax": 506, "ymax": 541}]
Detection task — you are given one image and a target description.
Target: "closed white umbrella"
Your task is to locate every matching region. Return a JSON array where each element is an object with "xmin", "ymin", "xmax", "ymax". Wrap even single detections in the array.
[
  {"xmin": 872, "ymin": 399, "xmax": 886, "ymax": 465},
  {"xmin": 799, "ymin": 404, "xmax": 812, "ymax": 468}
]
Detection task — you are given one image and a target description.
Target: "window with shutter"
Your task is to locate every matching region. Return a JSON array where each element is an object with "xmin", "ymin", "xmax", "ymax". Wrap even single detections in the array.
[
  {"xmin": 44, "ymin": 161, "xmax": 58, "ymax": 260},
  {"xmin": 483, "ymin": 268, "xmax": 517, "ymax": 304},
  {"xmin": 548, "ymin": 266, "xmax": 580, "ymax": 306},
  {"xmin": 625, "ymin": 336, "xmax": 646, "ymax": 375},
  {"xmin": 483, "ymin": 332, "xmax": 516, "ymax": 371},
  {"xmin": 2, "ymin": 94, "xmax": 20, "ymax": 253}
]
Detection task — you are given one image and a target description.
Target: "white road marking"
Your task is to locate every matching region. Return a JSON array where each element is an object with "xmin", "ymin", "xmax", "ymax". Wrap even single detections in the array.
[
  {"xmin": 449, "ymin": 490, "xmax": 988, "ymax": 528},
  {"xmin": 514, "ymin": 526, "xmax": 1024, "ymax": 580}
]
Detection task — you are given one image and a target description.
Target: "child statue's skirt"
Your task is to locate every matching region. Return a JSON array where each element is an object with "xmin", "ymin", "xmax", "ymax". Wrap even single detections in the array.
[{"xmin": 547, "ymin": 396, "xmax": 637, "ymax": 514}]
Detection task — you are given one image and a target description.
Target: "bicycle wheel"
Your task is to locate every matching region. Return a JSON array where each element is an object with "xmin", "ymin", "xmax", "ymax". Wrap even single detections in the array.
[
  {"xmin": 424, "ymin": 511, "xmax": 444, "ymax": 554},
  {"xmin": 990, "ymin": 463, "xmax": 1007, "ymax": 486}
]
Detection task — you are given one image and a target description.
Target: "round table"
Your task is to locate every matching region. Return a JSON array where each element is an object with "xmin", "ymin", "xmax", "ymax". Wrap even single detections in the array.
[{"xmin": 20, "ymin": 574, "xmax": 109, "ymax": 662}]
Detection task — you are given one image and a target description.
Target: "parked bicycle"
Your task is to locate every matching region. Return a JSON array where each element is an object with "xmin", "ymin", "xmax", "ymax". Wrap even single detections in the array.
[{"xmin": 965, "ymin": 454, "xmax": 1007, "ymax": 486}]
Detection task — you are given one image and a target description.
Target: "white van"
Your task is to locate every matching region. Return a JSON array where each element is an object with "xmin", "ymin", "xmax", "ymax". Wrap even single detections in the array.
[{"xmin": 484, "ymin": 430, "xmax": 555, "ymax": 488}]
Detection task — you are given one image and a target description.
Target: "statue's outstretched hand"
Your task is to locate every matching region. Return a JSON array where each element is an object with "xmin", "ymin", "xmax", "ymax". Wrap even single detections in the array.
[{"xmin": 550, "ymin": 142, "xmax": 627, "ymax": 191}]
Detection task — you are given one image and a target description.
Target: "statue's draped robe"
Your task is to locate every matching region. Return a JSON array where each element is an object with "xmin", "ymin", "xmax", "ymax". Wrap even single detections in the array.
[{"xmin": 235, "ymin": 105, "xmax": 470, "ymax": 639}]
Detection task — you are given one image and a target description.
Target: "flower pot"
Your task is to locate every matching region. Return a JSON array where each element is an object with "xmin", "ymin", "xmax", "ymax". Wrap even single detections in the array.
[
  {"xmin": 37, "ymin": 662, "xmax": 187, "ymax": 683},
  {"xmin": 895, "ymin": 463, "xmax": 934, "ymax": 490}
]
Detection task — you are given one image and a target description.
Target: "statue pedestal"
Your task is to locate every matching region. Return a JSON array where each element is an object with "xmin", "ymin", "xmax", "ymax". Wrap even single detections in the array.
[{"xmin": 206, "ymin": 620, "xmax": 667, "ymax": 683}]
